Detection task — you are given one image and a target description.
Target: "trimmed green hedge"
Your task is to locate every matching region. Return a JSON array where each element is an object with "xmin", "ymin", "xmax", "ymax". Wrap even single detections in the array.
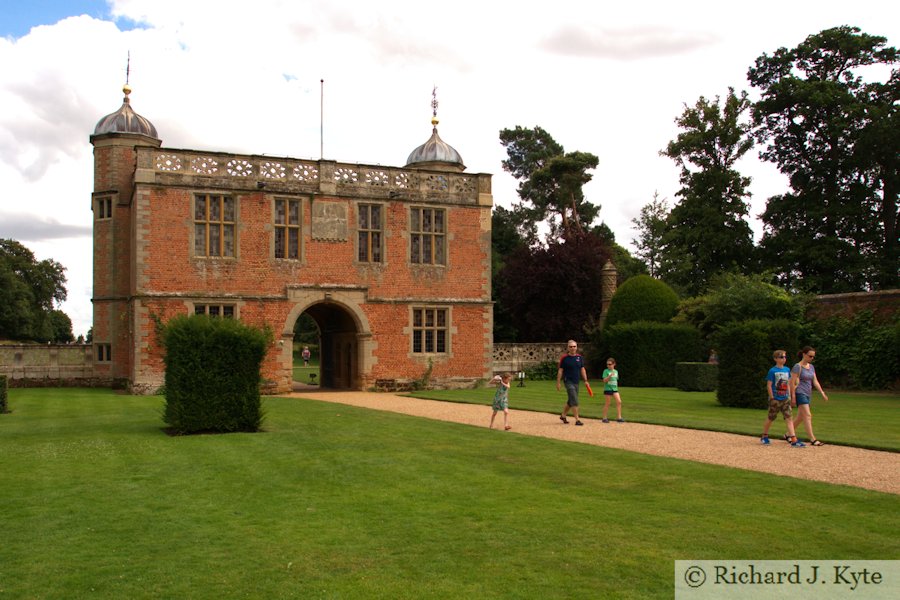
[
  {"xmin": 161, "ymin": 315, "xmax": 271, "ymax": 434},
  {"xmin": 524, "ymin": 360, "xmax": 559, "ymax": 381},
  {"xmin": 674, "ymin": 362, "xmax": 718, "ymax": 392},
  {"xmin": 714, "ymin": 319, "xmax": 800, "ymax": 409},
  {"xmin": 806, "ymin": 311, "xmax": 899, "ymax": 390},
  {"xmin": 0, "ymin": 374, "xmax": 7, "ymax": 413},
  {"xmin": 604, "ymin": 322, "xmax": 702, "ymax": 387}
]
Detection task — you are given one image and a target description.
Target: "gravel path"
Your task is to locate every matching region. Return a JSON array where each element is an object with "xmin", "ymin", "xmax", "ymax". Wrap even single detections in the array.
[{"xmin": 285, "ymin": 390, "xmax": 899, "ymax": 495}]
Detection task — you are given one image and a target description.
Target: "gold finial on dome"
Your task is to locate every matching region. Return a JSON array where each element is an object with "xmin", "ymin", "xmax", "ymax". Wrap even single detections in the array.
[
  {"xmin": 431, "ymin": 85, "xmax": 439, "ymax": 128},
  {"xmin": 122, "ymin": 52, "xmax": 132, "ymax": 102},
  {"xmin": 405, "ymin": 85, "xmax": 464, "ymax": 171}
]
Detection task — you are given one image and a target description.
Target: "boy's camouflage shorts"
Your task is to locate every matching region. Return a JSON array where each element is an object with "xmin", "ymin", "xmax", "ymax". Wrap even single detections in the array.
[{"xmin": 767, "ymin": 397, "xmax": 792, "ymax": 421}]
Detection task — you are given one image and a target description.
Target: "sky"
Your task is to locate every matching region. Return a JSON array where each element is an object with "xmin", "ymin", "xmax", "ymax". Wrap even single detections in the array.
[{"xmin": 1, "ymin": 0, "xmax": 897, "ymax": 338}]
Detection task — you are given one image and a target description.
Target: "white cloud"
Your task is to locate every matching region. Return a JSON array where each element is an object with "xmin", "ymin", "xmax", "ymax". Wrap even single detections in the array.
[{"xmin": 541, "ymin": 26, "xmax": 720, "ymax": 60}]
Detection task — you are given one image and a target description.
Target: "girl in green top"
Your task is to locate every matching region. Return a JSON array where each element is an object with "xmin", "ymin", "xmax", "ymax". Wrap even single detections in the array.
[{"xmin": 601, "ymin": 358, "xmax": 624, "ymax": 423}]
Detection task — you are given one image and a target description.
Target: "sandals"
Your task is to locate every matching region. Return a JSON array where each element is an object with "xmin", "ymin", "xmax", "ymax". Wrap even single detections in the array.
[{"xmin": 809, "ymin": 439, "xmax": 824, "ymax": 446}]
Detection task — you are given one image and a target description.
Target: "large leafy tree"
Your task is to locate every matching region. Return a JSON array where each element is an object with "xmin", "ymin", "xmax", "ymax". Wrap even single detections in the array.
[
  {"xmin": 749, "ymin": 26, "xmax": 899, "ymax": 292},
  {"xmin": 630, "ymin": 192, "xmax": 669, "ymax": 278},
  {"xmin": 0, "ymin": 239, "xmax": 69, "ymax": 342},
  {"xmin": 495, "ymin": 232, "xmax": 611, "ymax": 342},
  {"xmin": 660, "ymin": 89, "xmax": 757, "ymax": 296},
  {"xmin": 499, "ymin": 126, "xmax": 600, "ymax": 240}
]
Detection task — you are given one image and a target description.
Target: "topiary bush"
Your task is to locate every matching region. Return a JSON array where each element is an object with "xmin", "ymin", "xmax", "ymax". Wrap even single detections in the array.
[
  {"xmin": 605, "ymin": 275, "xmax": 679, "ymax": 328},
  {"xmin": 674, "ymin": 362, "xmax": 718, "ymax": 391},
  {"xmin": 604, "ymin": 322, "xmax": 702, "ymax": 386},
  {"xmin": 714, "ymin": 319, "xmax": 801, "ymax": 408},
  {"xmin": 161, "ymin": 315, "xmax": 271, "ymax": 434}
]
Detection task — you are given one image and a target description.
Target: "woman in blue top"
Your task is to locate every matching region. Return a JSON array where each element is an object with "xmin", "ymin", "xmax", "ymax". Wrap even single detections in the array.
[{"xmin": 790, "ymin": 346, "xmax": 829, "ymax": 446}]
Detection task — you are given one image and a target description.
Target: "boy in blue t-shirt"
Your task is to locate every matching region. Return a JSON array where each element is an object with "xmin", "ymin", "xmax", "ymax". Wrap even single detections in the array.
[{"xmin": 761, "ymin": 350, "xmax": 804, "ymax": 447}]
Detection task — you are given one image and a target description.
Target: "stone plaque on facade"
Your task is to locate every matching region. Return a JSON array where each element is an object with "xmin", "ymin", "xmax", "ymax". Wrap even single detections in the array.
[{"xmin": 312, "ymin": 202, "xmax": 348, "ymax": 241}]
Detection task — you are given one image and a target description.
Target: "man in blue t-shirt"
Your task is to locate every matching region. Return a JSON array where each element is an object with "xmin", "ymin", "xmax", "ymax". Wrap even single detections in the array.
[
  {"xmin": 761, "ymin": 350, "xmax": 804, "ymax": 447},
  {"xmin": 557, "ymin": 339, "xmax": 589, "ymax": 426}
]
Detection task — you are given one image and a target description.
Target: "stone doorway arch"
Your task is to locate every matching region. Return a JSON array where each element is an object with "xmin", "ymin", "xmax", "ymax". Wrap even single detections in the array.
[{"xmin": 285, "ymin": 289, "xmax": 373, "ymax": 390}]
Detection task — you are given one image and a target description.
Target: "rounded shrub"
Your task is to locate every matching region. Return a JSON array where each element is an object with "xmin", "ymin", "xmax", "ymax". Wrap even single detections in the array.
[{"xmin": 605, "ymin": 275, "xmax": 679, "ymax": 328}]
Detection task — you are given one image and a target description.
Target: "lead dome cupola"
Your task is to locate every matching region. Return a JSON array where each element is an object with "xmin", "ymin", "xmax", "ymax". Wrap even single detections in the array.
[
  {"xmin": 92, "ymin": 84, "xmax": 158, "ymax": 139},
  {"xmin": 405, "ymin": 92, "xmax": 464, "ymax": 172}
]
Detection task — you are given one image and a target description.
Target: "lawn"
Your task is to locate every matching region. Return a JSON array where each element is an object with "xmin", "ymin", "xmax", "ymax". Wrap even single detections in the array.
[
  {"xmin": 292, "ymin": 353, "xmax": 320, "ymax": 385},
  {"xmin": 1, "ymin": 388, "xmax": 898, "ymax": 599},
  {"xmin": 407, "ymin": 382, "xmax": 900, "ymax": 452}
]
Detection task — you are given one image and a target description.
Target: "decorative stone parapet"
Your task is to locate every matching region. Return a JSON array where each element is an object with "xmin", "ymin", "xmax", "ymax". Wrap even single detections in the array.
[{"xmin": 135, "ymin": 148, "xmax": 490, "ymax": 205}]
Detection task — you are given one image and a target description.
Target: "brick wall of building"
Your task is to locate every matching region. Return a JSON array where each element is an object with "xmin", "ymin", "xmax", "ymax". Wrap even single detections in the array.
[{"xmin": 92, "ymin": 142, "xmax": 494, "ymax": 394}]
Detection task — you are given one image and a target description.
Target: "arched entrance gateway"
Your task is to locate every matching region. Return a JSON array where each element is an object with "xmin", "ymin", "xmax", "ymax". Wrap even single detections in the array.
[
  {"xmin": 302, "ymin": 303, "xmax": 357, "ymax": 389},
  {"xmin": 284, "ymin": 292, "xmax": 373, "ymax": 391}
]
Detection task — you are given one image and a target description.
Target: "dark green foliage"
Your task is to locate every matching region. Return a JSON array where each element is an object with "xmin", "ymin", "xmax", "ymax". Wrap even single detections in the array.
[
  {"xmin": 604, "ymin": 322, "xmax": 702, "ymax": 386},
  {"xmin": 606, "ymin": 243, "xmax": 648, "ymax": 285},
  {"xmin": 524, "ymin": 361, "xmax": 559, "ymax": 381},
  {"xmin": 499, "ymin": 126, "xmax": 600, "ymax": 241},
  {"xmin": 806, "ymin": 311, "xmax": 900, "ymax": 390},
  {"xmin": 0, "ymin": 375, "xmax": 8, "ymax": 413},
  {"xmin": 0, "ymin": 239, "xmax": 69, "ymax": 342},
  {"xmin": 605, "ymin": 275, "xmax": 679, "ymax": 328},
  {"xmin": 660, "ymin": 89, "xmax": 757, "ymax": 295},
  {"xmin": 674, "ymin": 273, "xmax": 804, "ymax": 340},
  {"xmin": 630, "ymin": 192, "xmax": 669, "ymax": 278},
  {"xmin": 48, "ymin": 309, "xmax": 74, "ymax": 343},
  {"xmin": 749, "ymin": 26, "xmax": 899, "ymax": 292},
  {"xmin": 492, "ymin": 207, "xmax": 528, "ymax": 342},
  {"xmin": 292, "ymin": 312, "xmax": 319, "ymax": 346},
  {"xmin": 161, "ymin": 315, "xmax": 271, "ymax": 434},
  {"xmin": 714, "ymin": 319, "xmax": 801, "ymax": 408},
  {"xmin": 674, "ymin": 363, "xmax": 718, "ymax": 392}
]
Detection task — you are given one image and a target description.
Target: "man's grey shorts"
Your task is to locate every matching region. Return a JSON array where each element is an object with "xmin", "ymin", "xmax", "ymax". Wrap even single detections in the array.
[{"xmin": 564, "ymin": 381, "xmax": 579, "ymax": 407}]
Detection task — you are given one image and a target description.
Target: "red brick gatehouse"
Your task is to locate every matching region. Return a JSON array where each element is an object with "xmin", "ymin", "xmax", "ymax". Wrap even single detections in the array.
[{"xmin": 90, "ymin": 85, "xmax": 494, "ymax": 394}]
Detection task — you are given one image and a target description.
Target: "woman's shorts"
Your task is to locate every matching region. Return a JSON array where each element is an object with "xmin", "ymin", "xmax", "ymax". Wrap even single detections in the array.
[{"xmin": 795, "ymin": 393, "xmax": 811, "ymax": 406}]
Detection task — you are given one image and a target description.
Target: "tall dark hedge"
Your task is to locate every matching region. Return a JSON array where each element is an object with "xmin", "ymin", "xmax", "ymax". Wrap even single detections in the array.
[
  {"xmin": 714, "ymin": 319, "xmax": 800, "ymax": 408},
  {"xmin": 162, "ymin": 315, "xmax": 271, "ymax": 434},
  {"xmin": 604, "ymin": 322, "xmax": 701, "ymax": 386}
]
